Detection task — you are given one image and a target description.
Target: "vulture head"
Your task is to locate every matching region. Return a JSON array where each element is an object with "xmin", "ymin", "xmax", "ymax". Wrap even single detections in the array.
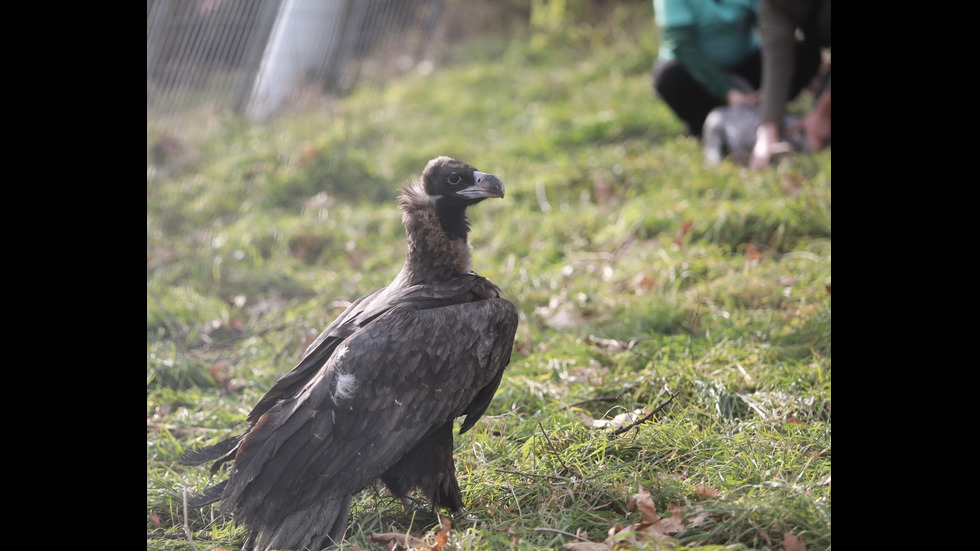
[
  {"xmin": 399, "ymin": 156, "xmax": 505, "ymax": 280},
  {"xmin": 421, "ymin": 156, "xmax": 504, "ymax": 201},
  {"xmin": 418, "ymin": 156, "xmax": 504, "ymax": 239}
]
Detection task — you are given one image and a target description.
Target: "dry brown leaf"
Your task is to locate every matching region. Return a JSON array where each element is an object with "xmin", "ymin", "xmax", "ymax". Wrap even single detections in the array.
[
  {"xmin": 209, "ymin": 361, "xmax": 231, "ymax": 390},
  {"xmin": 614, "ymin": 521, "xmax": 675, "ymax": 547},
  {"xmin": 656, "ymin": 468, "xmax": 688, "ymax": 481},
  {"xmin": 369, "ymin": 532, "xmax": 422, "ymax": 550},
  {"xmin": 566, "ymin": 487, "xmax": 716, "ymax": 550},
  {"xmin": 149, "ymin": 512, "xmax": 161, "ymax": 529},
  {"xmin": 583, "ymin": 409, "xmax": 647, "ymax": 430},
  {"xmin": 781, "ymin": 172, "xmax": 804, "ymax": 195},
  {"xmin": 686, "ymin": 505, "xmax": 709, "ymax": 527},
  {"xmin": 427, "ymin": 516, "xmax": 451, "ymax": 550},
  {"xmin": 627, "ymin": 485, "xmax": 660, "ymax": 524},
  {"xmin": 673, "ymin": 220, "xmax": 693, "ymax": 246},
  {"xmin": 587, "ymin": 335, "xmax": 632, "ymax": 351},
  {"xmin": 609, "ymin": 523, "xmax": 642, "ymax": 545},
  {"xmin": 632, "ymin": 272, "xmax": 657, "ymax": 293},
  {"xmin": 369, "ymin": 515, "xmax": 450, "ymax": 550},
  {"xmin": 695, "ymin": 484, "xmax": 719, "ymax": 497},
  {"xmin": 781, "ymin": 532, "xmax": 806, "ymax": 551},
  {"xmin": 653, "ymin": 505, "xmax": 685, "ymax": 534}
]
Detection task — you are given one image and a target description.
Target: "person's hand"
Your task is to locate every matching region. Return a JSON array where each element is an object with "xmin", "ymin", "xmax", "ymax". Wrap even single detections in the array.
[
  {"xmin": 791, "ymin": 91, "xmax": 831, "ymax": 151},
  {"xmin": 794, "ymin": 109, "xmax": 831, "ymax": 151},
  {"xmin": 749, "ymin": 123, "xmax": 779, "ymax": 170},
  {"xmin": 727, "ymin": 88, "xmax": 759, "ymax": 107}
]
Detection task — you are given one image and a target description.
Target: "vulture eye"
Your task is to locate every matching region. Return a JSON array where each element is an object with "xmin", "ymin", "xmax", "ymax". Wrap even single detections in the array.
[{"xmin": 446, "ymin": 174, "xmax": 462, "ymax": 186}]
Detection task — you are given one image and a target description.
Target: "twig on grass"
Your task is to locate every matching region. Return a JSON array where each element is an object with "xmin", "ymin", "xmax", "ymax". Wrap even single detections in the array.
[
  {"xmin": 147, "ymin": 532, "xmax": 190, "ymax": 540},
  {"xmin": 534, "ymin": 527, "xmax": 591, "ymax": 542},
  {"xmin": 182, "ymin": 486, "xmax": 201, "ymax": 551},
  {"xmin": 612, "ymin": 391, "xmax": 679, "ymax": 436},
  {"xmin": 495, "ymin": 468, "xmax": 570, "ymax": 484},
  {"xmin": 537, "ymin": 421, "xmax": 574, "ymax": 477}
]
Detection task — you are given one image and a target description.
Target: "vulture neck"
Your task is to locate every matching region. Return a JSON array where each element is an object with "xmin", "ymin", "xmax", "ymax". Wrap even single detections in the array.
[{"xmin": 397, "ymin": 188, "xmax": 473, "ymax": 284}]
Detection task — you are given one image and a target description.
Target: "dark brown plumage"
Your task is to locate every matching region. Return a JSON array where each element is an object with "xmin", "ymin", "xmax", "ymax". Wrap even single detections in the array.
[{"xmin": 181, "ymin": 157, "xmax": 518, "ymax": 551}]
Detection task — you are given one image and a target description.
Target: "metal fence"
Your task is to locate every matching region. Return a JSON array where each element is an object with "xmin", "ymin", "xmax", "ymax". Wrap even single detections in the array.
[{"xmin": 147, "ymin": 0, "xmax": 446, "ymax": 122}]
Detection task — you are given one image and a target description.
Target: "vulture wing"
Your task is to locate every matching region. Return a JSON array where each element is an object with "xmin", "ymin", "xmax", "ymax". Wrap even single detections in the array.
[{"xmin": 190, "ymin": 274, "xmax": 517, "ymax": 546}]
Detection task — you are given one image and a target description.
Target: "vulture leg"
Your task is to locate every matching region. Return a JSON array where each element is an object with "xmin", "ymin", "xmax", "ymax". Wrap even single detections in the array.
[{"xmin": 381, "ymin": 421, "xmax": 465, "ymax": 517}]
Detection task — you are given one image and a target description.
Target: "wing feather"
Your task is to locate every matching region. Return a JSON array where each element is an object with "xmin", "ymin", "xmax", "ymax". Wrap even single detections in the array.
[
  {"xmin": 224, "ymin": 294, "xmax": 516, "ymax": 519},
  {"xmin": 195, "ymin": 273, "xmax": 516, "ymax": 535}
]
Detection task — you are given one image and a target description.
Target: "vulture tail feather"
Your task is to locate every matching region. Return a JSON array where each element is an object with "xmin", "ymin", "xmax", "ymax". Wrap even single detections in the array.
[
  {"xmin": 178, "ymin": 435, "xmax": 242, "ymax": 466},
  {"xmin": 186, "ymin": 479, "xmax": 227, "ymax": 508},
  {"xmin": 246, "ymin": 495, "xmax": 352, "ymax": 551}
]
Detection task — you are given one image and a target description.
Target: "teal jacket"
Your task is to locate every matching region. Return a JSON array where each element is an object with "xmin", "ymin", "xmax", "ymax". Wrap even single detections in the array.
[{"xmin": 654, "ymin": 0, "xmax": 760, "ymax": 99}]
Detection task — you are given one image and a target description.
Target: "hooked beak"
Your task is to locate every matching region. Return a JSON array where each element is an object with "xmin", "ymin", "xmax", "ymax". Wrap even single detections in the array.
[{"xmin": 458, "ymin": 171, "xmax": 505, "ymax": 199}]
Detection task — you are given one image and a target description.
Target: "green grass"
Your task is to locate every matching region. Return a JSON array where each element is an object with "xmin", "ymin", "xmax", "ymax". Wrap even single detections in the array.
[{"xmin": 147, "ymin": 3, "xmax": 830, "ymax": 549}]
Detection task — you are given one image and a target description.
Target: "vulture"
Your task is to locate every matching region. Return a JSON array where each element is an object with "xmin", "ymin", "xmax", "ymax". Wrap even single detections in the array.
[{"xmin": 181, "ymin": 156, "xmax": 519, "ymax": 551}]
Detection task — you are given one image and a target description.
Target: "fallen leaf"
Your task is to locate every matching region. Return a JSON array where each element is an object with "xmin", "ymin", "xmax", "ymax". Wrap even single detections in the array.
[
  {"xmin": 686, "ymin": 505, "xmax": 709, "ymax": 527},
  {"xmin": 427, "ymin": 516, "xmax": 451, "ymax": 550},
  {"xmin": 653, "ymin": 505, "xmax": 685, "ymax": 534},
  {"xmin": 777, "ymin": 275, "xmax": 797, "ymax": 287},
  {"xmin": 149, "ymin": 512, "xmax": 161, "ymax": 529},
  {"xmin": 781, "ymin": 532, "xmax": 806, "ymax": 551},
  {"xmin": 695, "ymin": 484, "xmax": 719, "ymax": 497},
  {"xmin": 296, "ymin": 145, "xmax": 320, "ymax": 165},
  {"xmin": 587, "ymin": 335, "xmax": 632, "ymax": 351},
  {"xmin": 564, "ymin": 486, "xmax": 712, "ymax": 550},
  {"xmin": 627, "ymin": 485, "xmax": 660, "ymax": 524},
  {"xmin": 369, "ymin": 532, "xmax": 421, "ymax": 550},
  {"xmin": 210, "ymin": 362, "xmax": 231, "ymax": 389},
  {"xmin": 535, "ymin": 301, "xmax": 586, "ymax": 330},
  {"xmin": 582, "ymin": 409, "xmax": 647, "ymax": 430},
  {"xmin": 632, "ymin": 272, "xmax": 657, "ymax": 293},
  {"xmin": 608, "ymin": 523, "xmax": 641, "ymax": 545},
  {"xmin": 673, "ymin": 220, "xmax": 693, "ymax": 246},
  {"xmin": 781, "ymin": 172, "xmax": 804, "ymax": 195},
  {"xmin": 616, "ymin": 520, "xmax": 676, "ymax": 546},
  {"xmin": 656, "ymin": 468, "xmax": 688, "ymax": 481}
]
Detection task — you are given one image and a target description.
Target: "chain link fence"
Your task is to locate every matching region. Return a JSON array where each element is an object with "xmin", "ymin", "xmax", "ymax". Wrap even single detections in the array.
[{"xmin": 147, "ymin": 0, "xmax": 446, "ymax": 123}]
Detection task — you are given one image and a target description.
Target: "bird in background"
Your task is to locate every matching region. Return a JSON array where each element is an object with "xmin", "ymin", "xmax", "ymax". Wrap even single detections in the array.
[{"xmin": 181, "ymin": 156, "xmax": 519, "ymax": 551}]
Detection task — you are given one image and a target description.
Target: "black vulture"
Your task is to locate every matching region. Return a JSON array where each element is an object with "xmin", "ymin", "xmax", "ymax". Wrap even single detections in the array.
[{"xmin": 181, "ymin": 156, "xmax": 519, "ymax": 551}]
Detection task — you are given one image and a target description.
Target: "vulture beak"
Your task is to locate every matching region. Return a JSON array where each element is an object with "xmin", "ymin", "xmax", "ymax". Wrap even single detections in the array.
[{"xmin": 458, "ymin": 171, "xmax": 505, "ymax": 199}]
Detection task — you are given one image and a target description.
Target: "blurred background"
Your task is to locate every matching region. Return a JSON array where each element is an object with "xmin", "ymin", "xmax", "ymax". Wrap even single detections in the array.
[
  {"xmin": 149, "ymin": 0, "xmax": 451, "ymax": 123},
  {"xmin": 147, "ymin": 0, "xmax": 618, "ymax": 134},
  {"xmin": 146, "ymin": 0, "xmax": 676, "ymax": 212}
]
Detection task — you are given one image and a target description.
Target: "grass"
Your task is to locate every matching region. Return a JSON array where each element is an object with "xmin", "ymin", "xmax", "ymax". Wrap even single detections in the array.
[{"xmin": 147, "ymin": 3, "xmax": 830, "ymax": 549}]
